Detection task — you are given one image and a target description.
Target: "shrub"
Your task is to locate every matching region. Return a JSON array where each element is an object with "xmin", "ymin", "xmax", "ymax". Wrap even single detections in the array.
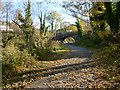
[
  {"xmin": 32, "ymin": 30, "xmax": 50, "ymax": 49},
  {"xmin": 49, "ymin": 40, "xmax": 63, "ymax": 50},
  {"xmin": 31, "ymin": 48, "xmax": 53, "ymax": 61},
  {"xmin": 2, "ymin": 36, "xmax": 36, "ymax": 80},
  {"xmin": 103, "ymin": 44, "xmax": 120, "ymax": 67},
  {"xmin": 31, "ymin": 30, "xmax": 67, "ymax": 60},
  {"xmin": 2, "ymin": 31, "xmax": 15, "ymax": 47},
  {"xmin": 75, "ymin": 34, "xmax": 102, "ymax": 48}
]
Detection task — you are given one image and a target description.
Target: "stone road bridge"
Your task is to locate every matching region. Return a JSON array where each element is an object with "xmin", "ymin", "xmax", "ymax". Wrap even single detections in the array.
[{"xmin": 52, "ymin": 31, "xmax": 78, "ymax": 42}]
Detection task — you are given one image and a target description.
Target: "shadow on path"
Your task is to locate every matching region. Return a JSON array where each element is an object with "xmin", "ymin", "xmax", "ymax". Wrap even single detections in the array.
[
  {"xmin": 7, "ymin": 59, "xmax": 93, "ymax": 84},
  {"xmin": 25, "ymin": 59, "xmax": 93, "ymax": 88}
]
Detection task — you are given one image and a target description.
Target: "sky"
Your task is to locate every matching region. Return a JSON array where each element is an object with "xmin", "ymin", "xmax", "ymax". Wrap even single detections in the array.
[
  {"xmin": 12, "ymin": 0, "xmax": 76, "ymax": 28},
  {"xmin": 9, "ymin": 0, "xmax": 77, "ymax": 28},
  {"xmin": 1, "ymin": 0, "xmax": 91, "ymax": 29}
]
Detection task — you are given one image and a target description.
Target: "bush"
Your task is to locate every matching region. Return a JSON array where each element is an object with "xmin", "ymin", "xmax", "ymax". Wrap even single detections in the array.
[
  {"xmin": 32, "ymin": 30, "xmax": 50, "ymax": 49},
  {"xmin": 31, "ymin": 30, "xmax": 67, "ymax": 60},
  {"xmin": 2, "ymin": 36, "xmax": 36, "ymax": 80},
  {"xmin": 49, "ymin": 40, "xmax": 63, "ymax": 50},
  {"xmin": 2, "ymin": 49, "xmax": 35, "ymax": 78},
  {"xmin": 2, "ymin": 31, "xmax": 15, "ymax": 47},
  {"xmin": 75, "ymin": 34, "xmax": 102, "ymax": 48},
  {"xmin": 103, "ymin": 44, "xmax": 120, "ymax": 67},
  {"xmin": 2, "ymin": 63, "xmax": 16, "ymax": 80},
  {"xmin": 31, "ymin": 48, "xmax": 53, "ymax": 61},
  {"xmin": 2, "ymin": 44, "xmax": 35, "ymax": 66},
  {"xmin": 32, "ymin": 30, "xmax": 65, "ymax": 50}
]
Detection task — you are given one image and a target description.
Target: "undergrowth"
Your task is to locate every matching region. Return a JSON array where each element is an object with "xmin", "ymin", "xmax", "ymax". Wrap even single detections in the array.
[{"xmin": 92, "ymin": 44, "xmax": 120, "ymax": 88}]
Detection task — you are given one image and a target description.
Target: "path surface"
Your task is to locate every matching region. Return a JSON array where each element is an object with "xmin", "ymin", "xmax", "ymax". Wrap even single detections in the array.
[
  {"xmin": 26, "ymin": 44, "xmax": 96, "ymax": 88},
  {"xmin": 64, "ymin": 44, "xmax": 92, "ymax": 58},
  {"xmin": 26, "ymin": 44, "xmax": 117, "ymax": 88}
]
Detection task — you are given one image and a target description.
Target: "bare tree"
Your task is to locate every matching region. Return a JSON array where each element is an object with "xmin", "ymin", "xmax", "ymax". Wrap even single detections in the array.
[
  {"xmin": 1, "ymin": 1, "xmax": 13, "ymax": 31},
  {"xmin": 62, "ymin": 1, "xmax": 92, "ymax": 22},
  {"xmin": 0, "ymin": 0, "xmax": 3, "ymax": 11},
  {"xmin": 46, "ymin": 10, "xmax": 62, "ymax": 35}
]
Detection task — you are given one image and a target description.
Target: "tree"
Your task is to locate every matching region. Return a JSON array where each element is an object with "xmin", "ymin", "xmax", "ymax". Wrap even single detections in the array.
[
  {"xmin": 13, "ymin": 0, "xmax": 34, "ymax": 53},
  {"xmin": 74, "ymin": 19, "xmax": 82, "ymax": 37},
  {"xmin": 0, "ymin": 0, "xmax": 3, "ymax": 22},
  {"xmin": 91, "ymin": 2, "xmax": 120, "ymax": 43},
  {"xmin": 90, "ymin": 2, "xmax": 106, "ymax": 34},
  {"xmin": 1, "ymin": 2, "xmax": 13, "ymax": 31},
  {"xmin": 62, "ymin": 1, "xmax": 93, "ymax": 37},
  {"xmin": 62, "ymin": 1, "xmax": 91, "ymax": 22},
  {"xmin": 47, "ymin": 10, "xmax": 62, "ymax": 35},
  {"xmin": 0, "ymin": 0, "xmax": 3, "ymax": 12},
  {"xmin": 104, "ymin": 2, "xmax": 120, "ymax": 36},
  {"xmin": 34, "ymin": 2, "xmax": 48, "ymax": 35},
  {"xmin": 63, "ymin": 1, "xmax": 120, "ymax": 43},
  {"xmin": 67, "ymin": 24, "xmax": 77, "ymax": 32},
  {"xmin": 62, "ymin": 21, "xmax": 70, "ymax": 31}
]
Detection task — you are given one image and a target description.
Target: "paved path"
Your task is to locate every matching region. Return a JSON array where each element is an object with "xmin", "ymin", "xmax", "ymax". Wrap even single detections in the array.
[
  {"xmin": 64, "ymin": 43, "xmax": 92, "ymax": 58},
  {"xmin": 26, "ymin": 44, "xmax": 95, "ymax": 88}
]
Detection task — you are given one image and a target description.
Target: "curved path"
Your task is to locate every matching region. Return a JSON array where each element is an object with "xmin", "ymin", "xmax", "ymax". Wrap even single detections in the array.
[
  {"xmin": 64, "ymin": 43, "xmax": 92, "ymax": 58},
  {"xmin": 26, "ymin": 44, "xmax": 95, "ymax": 88}
]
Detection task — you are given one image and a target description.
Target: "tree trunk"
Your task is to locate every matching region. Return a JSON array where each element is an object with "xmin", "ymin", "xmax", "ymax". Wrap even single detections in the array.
[
  {"xmin": 6, "ymin": 10, "xmax": 8, "ymax": 31},
  {"xmin": 104, "ymin": 2, "xmax": 117, "ymax": 35},
  {"xmin": 51, "ymin": 21, "xmax": 54, "ymax": 33},
  {"xmin": 115, "ymin": 1, "xmax": 120, "ymax": 32}
]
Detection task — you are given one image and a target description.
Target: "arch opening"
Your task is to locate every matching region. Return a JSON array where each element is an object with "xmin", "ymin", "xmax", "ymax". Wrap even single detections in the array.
[{"xmin": 63, "ymin": 36, "xmax": 75, "ymax": 44}]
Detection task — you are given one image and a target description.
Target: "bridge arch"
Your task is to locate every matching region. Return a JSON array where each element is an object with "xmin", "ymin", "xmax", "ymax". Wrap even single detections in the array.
[{"xmin": 52, "ymin": 31, "xmax": 78, "ymax": 43}]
